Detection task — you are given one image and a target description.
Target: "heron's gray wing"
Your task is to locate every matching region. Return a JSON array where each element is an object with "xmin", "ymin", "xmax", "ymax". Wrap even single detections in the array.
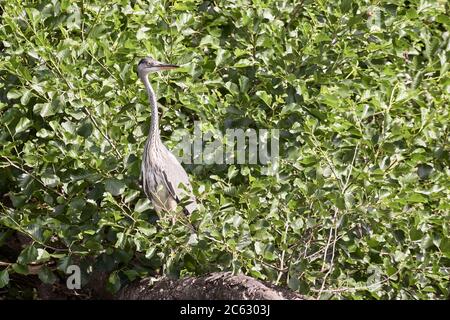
[
  {"xmin": 161, "ymin": 170, "xmax": 177, "ymax": 200},
  {"xmin": 160, "ymin": 149, "xmax": 197, "ymax": 214}
]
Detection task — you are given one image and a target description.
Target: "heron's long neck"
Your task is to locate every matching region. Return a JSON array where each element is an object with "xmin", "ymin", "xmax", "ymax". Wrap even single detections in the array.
[{"xmin": 141, "ymin": 75, "xmax": 160, "ymax": 145}]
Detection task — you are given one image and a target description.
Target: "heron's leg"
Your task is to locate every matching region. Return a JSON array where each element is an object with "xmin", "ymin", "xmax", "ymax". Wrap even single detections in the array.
[
  {"xmin": 166, "ymin": 197, "xmax": 178, "ymax": 224},
  {"xmin": 151, "ymin": 189, "xmax": 177, "ymax": 224},
  {"xmin": 150, "ymin": 191, "xmax": 166, "ymax": 219}
]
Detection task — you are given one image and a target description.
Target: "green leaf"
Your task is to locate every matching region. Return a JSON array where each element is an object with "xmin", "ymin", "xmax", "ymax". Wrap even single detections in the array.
[
  {"xmin": 0, "ymin": 270, "xmax": 9, "ymax": 288},
  {"xmin": 76, "ymin": 121, "xmax": 94, "ymax": 137},
  {"xmin": 7, "ymin": 89, "xmax": 22, "ymax": 100},
  {"xmin": 38, "ymin": 266, "xmax": 57, "ymax": 284},
  {"xmin": 145, "ymin": 247, "xmax": 156, "ymax": 260},
  {"xmin": 107, "ymin": 272, "xmax": 121, "ymax": 293},
  {"xmin": 188, "ymin": 233, "xmax": 198, "ymax": 245},
  {"xmin": 33, "ymin": 103, "xmax": 56, "ymax": 117},
  {"xmin": 320, "ymin": 94, "xmax": 339, "ymax": 108},
  {"xmin": 406, "ymin": 193, "xmax": 427, "ymax": 203},
  {"xmin": 134, "ymin": 198, "xmax": 151, "ymax": 213},
  {"xmin": 15, "ymin": 117, "xmax": 32, "ymax": 133},
  {"xmin": 36, "ymin": 248, "xmax": 51, "ymax": 262},
  {"xmin": 137, "ymin": 226, "xmax": 156, "ymax": 237},
  {"xmin": 288, "ymin": 275, "xmax": 300, "ymax": 291},
  {"xmin": 123, "ymin": 269, "xmax": 139, "ymax": 281},
  {"xmin": 41, "ymin": 173, "xmax": 60, "ymax": 187},
  {"xmin": 105, "ymin": 178, "xmax": 126, "ymax": 196},
  {"xmin": 17, "ymin": 245, "xmax": 38, "ymax": 265},
  {"xmin": 199, "ymin": 35, "xmax": 219, "ymax": 48},
  {"xmin": 20, "ymin": 90, "xmax": 32, "ymax": 105},
  {"xmin": 234, "ymin": 59, "xmax": 253, "ymax": 68},
  {"xmin": 12, "ymin": 263, "xmax": 29, "ymax": 275},
  {"xmin": 255, "ymin": 91, "xmax": 272, "ymax": 107}
]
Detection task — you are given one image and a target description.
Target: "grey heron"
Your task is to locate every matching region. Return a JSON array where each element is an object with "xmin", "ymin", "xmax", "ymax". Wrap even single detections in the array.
[{"xmin": 137, "ymin": 57, "xmax": 197, "ymax": 216}]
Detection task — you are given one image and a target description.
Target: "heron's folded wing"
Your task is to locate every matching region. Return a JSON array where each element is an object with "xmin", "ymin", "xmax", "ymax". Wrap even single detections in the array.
[
  {"xmin": 160, "ymin": 151, "xmax": 197, "ymax": 214},
  {"xmin": 161, "ymin": 170, "xmax": 178, "ymax": 201}
]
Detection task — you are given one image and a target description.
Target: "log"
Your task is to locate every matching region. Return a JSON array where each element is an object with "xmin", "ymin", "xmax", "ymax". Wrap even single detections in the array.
[{"xmin": 118, "ymin": 272, "xmax": 305, "ymax": 300}]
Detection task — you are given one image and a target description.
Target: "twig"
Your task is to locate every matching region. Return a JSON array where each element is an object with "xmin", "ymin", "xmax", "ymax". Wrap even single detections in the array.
[
  {"xmin": 309, "ymin": 133, "xmax": 344, "ymax": 190},
  {"xmin": 310, "ymin": 269, "xmax": 401, "ymax": 294},
  {"xmin": 343, "ymin": 143, "xmax": 359, "ymax": 192},
  {"xmin": 374, "ymin": 82, "xmax": 399, "ymax": 160},
  {"xmin": 82, "ymin": 106, "xmax": 122, "ymax": 159},
  {"xmin": 317, "ymin": 209, "xmax": 339, "ymax": 299},
  {"xmin": 1, "ymin": 155, "xmax": 65, "ymax": 197},
  {"xmin": 276, "ymin": 222, "xmax": 290, "ymax": 284},
  {"xmin": 0, "ymin": 211, "xmax": 68, "ymax": 252}
]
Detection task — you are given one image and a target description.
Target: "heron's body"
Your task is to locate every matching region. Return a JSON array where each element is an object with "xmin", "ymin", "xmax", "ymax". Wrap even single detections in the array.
[
  {"xmin": 141, "ymin": 137, "xmax": 196, "ymax": 213},
  {"xmin": 138, "ymin": 57, "xmax": 196, "ymax": 215}
]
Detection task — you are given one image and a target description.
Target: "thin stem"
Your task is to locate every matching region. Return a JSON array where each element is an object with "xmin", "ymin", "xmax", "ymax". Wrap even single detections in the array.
[
  {"xmin": 317, "ymin": 209, "xmax": 339, "ymax": 299},
  {"xmin": 1, "ymin": 156, "xmax": 65, "ymax": 197}
]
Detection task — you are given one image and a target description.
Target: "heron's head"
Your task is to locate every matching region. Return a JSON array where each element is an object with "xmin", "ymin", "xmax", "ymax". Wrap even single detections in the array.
[{"xmin": 137, "ymin": 57, "xmax": 179, "ymax": 77}]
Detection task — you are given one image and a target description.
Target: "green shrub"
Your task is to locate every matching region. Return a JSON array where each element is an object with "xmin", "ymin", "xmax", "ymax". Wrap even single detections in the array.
[{"xmin": 0, "ymin": 0, "xmax": 449, "ymax": 299}]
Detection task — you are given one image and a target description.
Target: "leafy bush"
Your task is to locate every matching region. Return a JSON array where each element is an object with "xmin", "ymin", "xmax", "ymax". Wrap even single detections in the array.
[{"xmin": 0, "ymin": 0, "xmax": 449, "ymax": 299}]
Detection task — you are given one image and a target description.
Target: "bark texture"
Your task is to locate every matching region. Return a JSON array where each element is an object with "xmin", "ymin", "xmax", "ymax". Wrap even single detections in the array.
[{"xmin": 118, "ymin": 272, "xmax": 305, "ymax": 300}]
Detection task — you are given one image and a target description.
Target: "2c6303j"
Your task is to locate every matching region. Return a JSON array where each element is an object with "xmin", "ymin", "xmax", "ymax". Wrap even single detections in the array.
[{"xmin": 223, "ymin": 304, "xmax": 270, "ymax": 317}]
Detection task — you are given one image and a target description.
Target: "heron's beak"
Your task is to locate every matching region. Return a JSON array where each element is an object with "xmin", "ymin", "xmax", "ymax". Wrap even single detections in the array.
[{"xmin": 155, "ymin": 62, "xmax": 179, "ymax": 71}]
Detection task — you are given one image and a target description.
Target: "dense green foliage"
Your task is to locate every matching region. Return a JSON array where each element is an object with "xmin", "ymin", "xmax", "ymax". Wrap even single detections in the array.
[{"xmin": 0, "ymin": 0, "xmax": 449, "ymax": 299}]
